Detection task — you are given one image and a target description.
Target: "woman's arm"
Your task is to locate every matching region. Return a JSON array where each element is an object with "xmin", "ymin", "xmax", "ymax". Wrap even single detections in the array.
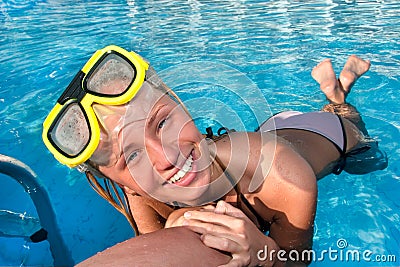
[
  {"xmin": 255, "ymin": 141, "xmax": 317, "ymax": 265},
  {"xmin": 126, "ymin": 193, "xmax": 174, "ymax": 234}
]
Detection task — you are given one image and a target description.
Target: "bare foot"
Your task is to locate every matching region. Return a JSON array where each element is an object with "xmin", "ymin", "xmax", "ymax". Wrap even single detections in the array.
[
  {"xmin": 312, "ymin": 59, "xmax": 345, "ymax": 104},
  {"xmin": 339, "ymin": 55, "xmax": 371, "ymax": 94}
]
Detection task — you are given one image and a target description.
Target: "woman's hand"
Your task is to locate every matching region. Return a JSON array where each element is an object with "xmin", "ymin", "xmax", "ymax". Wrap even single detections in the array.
[
  {"xmin": 165, "ymin": 205, "xmax": 215, "ymax": 229},
  {"xmin": 182, "ymin": 200, "xmax": 279, "ymax": 267}
]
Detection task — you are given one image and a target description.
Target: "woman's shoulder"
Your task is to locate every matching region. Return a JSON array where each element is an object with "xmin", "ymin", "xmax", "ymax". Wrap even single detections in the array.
[
  {"xmin": 217, "ymin": 131, "xmax": 317, "ymax": 232},
  {"xmin": 216, "ymin": 131, "xmax": 316, "ymax": 193},
  {"xmin": 213, "ymin": 131, "xmax": 277, "ymax": 157},
  {"xmin": 127, "ymin": 194, "xmax": 175, "ymax": 234},
  {"xmin": 213, "ymin": 131, "xmax": 311, "ymax": 191}
]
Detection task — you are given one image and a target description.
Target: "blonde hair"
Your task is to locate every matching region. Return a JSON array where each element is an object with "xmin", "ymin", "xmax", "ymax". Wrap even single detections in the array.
[{"xmin": 80, "ymin": 162, "xmax": 139, "ymax": 235}]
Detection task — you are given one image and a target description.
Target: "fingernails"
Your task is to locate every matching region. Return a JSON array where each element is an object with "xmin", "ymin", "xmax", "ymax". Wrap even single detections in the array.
[
  {"xmin": 215, "ymin": 200, "xmax": 227, "ymax": 214},
  {"xmin": 184, "ymin": 211, "xmax": 191, "ymax": 218},
  {"xmin": 217, "ymin": 200, "xmax": 225, "ymax": 208},
  {"xmin": 182, "ymin": 220, "xmax": 189, "ymax": 226}
]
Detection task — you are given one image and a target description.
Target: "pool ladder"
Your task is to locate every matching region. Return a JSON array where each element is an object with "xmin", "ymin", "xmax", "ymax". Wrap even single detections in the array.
[{"xmin": 0, "ymin": 154, "xmax": 74, "ymax": 266}]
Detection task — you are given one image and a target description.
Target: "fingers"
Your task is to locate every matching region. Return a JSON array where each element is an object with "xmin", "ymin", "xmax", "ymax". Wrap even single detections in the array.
[
  {"xmin": 200, "ymin": 204, "xmax": 216, "ymax": 212},
  {"xmin": 187, "ymin": 201, "xmax": 247, "ymax": 222},
  {"xmin": 165, "ymin": 204, "xmax": 217, "ymax": 228},
  {"xmin": 201, "ymin": 234, "xmax": 241, "ymax": 254},
  {"xmin": 185, "ymin": 220, "xmax": 247, "ymax": 261},
  {"xmin": 183, "ymin": 201, "xmax": 264, "ymax": 267},
  {"xmin": 215, "ymin": 201, "xmax": 246, "ymax": 219},
  {"xmin": 184, "ymin": 209, "xmax": 244, "ymax": 230},
  {"xmin": 164, "ymin": 217, "xmax": 183, "ymax": 228},
  {"xmin": 214, "ymin": 200, "xmax": 228, "ymax": 214},
  {"xmin": 183, "ymin": 213, "xmax": 231, "ymax": 235},
  {"xmin": 183, "ymin": 211, "xmax": 248, "ymax": 246}
]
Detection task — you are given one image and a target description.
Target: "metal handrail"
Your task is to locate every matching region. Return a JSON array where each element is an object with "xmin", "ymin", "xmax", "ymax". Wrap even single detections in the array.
[{"xmin": 0, "ymin": 154, "xmax": 74, "ymax": 266}]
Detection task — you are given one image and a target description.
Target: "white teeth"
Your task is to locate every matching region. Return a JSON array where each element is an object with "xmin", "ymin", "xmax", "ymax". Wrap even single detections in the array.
[
  {"xmin": 169, "ymin": 155, "xmax": 193, "ymax": 184},
  {"xmin": 182, "ymin": 163, "xmax": 190, "ymax": 172}
]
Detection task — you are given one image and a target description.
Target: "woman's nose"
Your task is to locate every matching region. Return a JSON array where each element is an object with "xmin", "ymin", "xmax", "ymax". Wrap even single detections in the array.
[{"xmin": 145, "ymin": 136, "xmax": 178, "ymax": 171}]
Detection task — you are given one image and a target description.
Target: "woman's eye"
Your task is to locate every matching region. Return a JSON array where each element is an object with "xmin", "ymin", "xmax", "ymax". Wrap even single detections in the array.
[
  {"xmin": 127, "ymin": 150, "xmax": 140, "ymax": 162},
  {"xmin": 158, "ymin": 118, "xmax": 167, "ymax": 130}
]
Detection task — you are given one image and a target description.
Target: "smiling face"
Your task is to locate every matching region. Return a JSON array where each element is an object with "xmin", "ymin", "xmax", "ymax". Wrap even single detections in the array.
[{"xmin": 95, "ymin": 81, "xmax": 214, "ymax": 205}]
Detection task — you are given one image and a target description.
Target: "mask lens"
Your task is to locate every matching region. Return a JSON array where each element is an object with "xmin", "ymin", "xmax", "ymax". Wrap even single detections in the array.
[
  {"xmin": 50, "ymin": 103, "xmax": 90, "ymax": 156},
  {"xmin": 86, "ymin": 53, "xmax": 136, "ymax": 95}
]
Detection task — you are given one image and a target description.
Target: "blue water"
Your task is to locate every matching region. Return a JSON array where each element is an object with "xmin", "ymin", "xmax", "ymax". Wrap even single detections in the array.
[{"xmin": 0, "ymin": 0, "xmax": 399, "ymax": 266}]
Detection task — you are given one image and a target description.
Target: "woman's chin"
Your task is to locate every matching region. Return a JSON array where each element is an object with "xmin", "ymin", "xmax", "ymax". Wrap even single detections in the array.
[{"xmin": 153, "ymin": 180, "xmax": 211, "ymax": 206}]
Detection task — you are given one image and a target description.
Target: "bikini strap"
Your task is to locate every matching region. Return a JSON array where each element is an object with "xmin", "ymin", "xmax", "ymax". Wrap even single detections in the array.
[
  {"xmin": 332, "ymin": 115, "xmax": 347, "ymax": 174},
  {"xmin": 203, "ymin": 126, "xmax": 236, "ymax": 141},
  {"xmin": 214, "ymin": 151, "xmax": 270, "ymax": 233},
  {"xmin": 332, "ymin": 115, "xmax": 374, "ymax": 175},
  {"xmin": 235, "ymin": 183, "xmax": 271, "ymax": 233}
]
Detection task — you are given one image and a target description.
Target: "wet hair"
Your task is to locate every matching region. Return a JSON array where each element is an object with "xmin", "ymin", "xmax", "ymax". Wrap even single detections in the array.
[{"xmin": 76, "ymin": 161, "xmax": 138, "ymax": 235}]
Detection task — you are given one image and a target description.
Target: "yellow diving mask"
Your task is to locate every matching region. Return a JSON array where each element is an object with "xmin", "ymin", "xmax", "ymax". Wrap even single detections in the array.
[{"xmin": 42, "ymin": 45, "xmax": 149, "ymax": 167}]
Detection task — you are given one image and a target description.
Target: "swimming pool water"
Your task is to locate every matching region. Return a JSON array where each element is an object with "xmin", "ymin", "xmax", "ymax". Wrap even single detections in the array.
[{"xmin": 0, "ymin": 0, "xmax": 399, "ymax": 266}]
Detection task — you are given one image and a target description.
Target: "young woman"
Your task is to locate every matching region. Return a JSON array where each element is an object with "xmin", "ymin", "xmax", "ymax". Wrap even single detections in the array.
[{"xmin": 42, "ymin": 46, "xmax": 387, "ymax": 266}]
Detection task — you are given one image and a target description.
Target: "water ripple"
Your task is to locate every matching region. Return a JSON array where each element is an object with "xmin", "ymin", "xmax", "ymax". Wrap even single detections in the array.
[{"xmin": 0, "ymin": 0, "xmax": 399, "ymax": 265}]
